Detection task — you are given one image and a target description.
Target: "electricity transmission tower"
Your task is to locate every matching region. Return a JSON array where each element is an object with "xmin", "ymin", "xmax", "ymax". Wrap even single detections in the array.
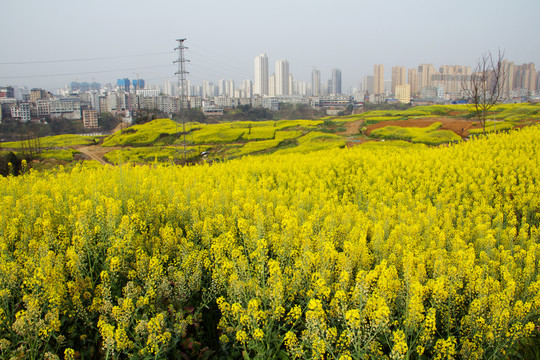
[{"xmin": 174, "ymin": 38, "xmax": 189, "ymax": 163}]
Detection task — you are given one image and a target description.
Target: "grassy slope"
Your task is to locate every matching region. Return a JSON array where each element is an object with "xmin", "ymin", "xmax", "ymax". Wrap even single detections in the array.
[
  {"xmin": 4, "ymin": 103, "xmax": 539, "ymax": 165},
  {"xmin": 0, "ymin": 134, "xmax": 99, "ymax": 149},
  {"xmin": 371, "ymin": 122, "xmax": 462, "ymax": 145}
]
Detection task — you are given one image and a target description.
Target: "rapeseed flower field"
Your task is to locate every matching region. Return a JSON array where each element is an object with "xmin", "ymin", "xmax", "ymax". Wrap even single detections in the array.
[{"xmin": 0, "ymin": 126, "xmax": 539, "ymax": 359}]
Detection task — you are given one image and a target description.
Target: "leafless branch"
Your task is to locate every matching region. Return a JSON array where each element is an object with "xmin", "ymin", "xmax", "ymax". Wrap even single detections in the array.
[{"xmin": 462, "ymin": 50, "xmax": 506, "ymax": 135}]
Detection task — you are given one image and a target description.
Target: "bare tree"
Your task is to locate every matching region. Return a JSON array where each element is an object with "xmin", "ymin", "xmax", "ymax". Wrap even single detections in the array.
[{"xmin": 463, "ymin": 50, "xmax": 506, "ymax": 135}]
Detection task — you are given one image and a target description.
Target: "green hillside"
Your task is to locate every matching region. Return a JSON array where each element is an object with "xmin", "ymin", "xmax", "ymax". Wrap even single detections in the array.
[{"xmin": 2, "ymin": 103, "xmax": 539, "ymax": 168}]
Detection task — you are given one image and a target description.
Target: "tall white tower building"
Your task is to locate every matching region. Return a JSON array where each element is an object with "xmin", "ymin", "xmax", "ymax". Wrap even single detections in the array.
[
  {"xmin": 241, "ymin": 80, "xmax": 253, "ymax": 98},
  {"xmin": 276, "ymin": 59, "xmax": 289, "ymax": 96},
  {"xmin": 312, "ymin": 68, "xmax": 321, "ymax": 96},
  {"xmin": 269, "ymin": 74, "xmax": 276, "ymax": 97},
  {"xmin": 164, "ymin": 79, "xmax": 175, "ymax": 96},
  {"xmin": 254, "ymin": 53, "xmax": 269, "ymax": 96},
  {"xmin": 331, "ymin": 68, "xmax": 342, "ymax": 95}
]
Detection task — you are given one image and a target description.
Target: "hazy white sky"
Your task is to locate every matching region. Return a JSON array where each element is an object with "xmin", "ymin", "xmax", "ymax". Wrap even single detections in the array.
[{"xmin": 1, "ymin": 0, "xmax": 538, "ymax": 91}]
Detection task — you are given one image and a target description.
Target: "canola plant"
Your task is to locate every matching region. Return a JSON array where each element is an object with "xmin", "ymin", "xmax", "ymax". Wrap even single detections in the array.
[{"xmin": 0, "ymin": 127, "xmax": 539, "ymax": 359}]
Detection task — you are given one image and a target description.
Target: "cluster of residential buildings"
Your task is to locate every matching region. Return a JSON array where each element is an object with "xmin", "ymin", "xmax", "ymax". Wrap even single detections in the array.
[
  {"xmin": 365, "ymin": 61, "xmax": 540, "ymax": 104},
  {"xmin": 1, "ymin": 55, "xmax": 538, "ymax": 127},
  {"xmin": 253, "ymin": 54, "xmax": 342, "ymax": 98}
]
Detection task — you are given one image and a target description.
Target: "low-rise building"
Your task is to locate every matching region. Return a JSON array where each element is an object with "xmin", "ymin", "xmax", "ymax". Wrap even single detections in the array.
[
  {"xmin": 189, "ymin": 96, "xmax": 202, "ymax": 109},
  {"xmin": 202, "ymin": 101, "xmax": 223, "ymax": 116},
  {"xmin": 395, "ymin": 84, "xmax": 411, "ymax": 104},
  {"xmin": 214, "ymin": 96, "xmax": 235, "ymax": 108},
  {"xmin": 311, "ymin": 96, "xmax": 351, "ymax": 108},
  {"xmin": 83, "ymin": 109, "xmax": 99, "ymax": 128},
  {"xmin": 136, "ymin": 89, "xmax": 159, "ymax": 97},
  {"xmin": 50, "ymin": 98, "xmax": 81, "ymax": 119},
  {"xmin": 262, "ymin": 97, "xmax": 279, "ymax": 111},
  {"xmin": 0, "ymin": 86, "xmax": 15, "ymax": 99},
  {"xmin": 30, "ymin": 88, "xmax": 50, "ymax": 103},
  {"xmin": 157, "ymin": 95, "xmax": 178, "ymax": 114},
  {"xmin": 11, "ymin": 102, "xmax": 31, "ymax": 122},
  {"xmin": 36, "ymin": 99, "xmax": 51, "ymax": 116},
  {"xmin": 141, "ymin": 96, "xmax": 158, "ymax": 110},
  {"xmin": 1, "ymin": 98, "xmax": 16, "ymax": 119}
]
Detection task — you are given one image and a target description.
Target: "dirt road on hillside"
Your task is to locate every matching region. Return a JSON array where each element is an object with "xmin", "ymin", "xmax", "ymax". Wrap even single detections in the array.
[
  {"xmin": 75, "ymin": 145, "xmax": 119, "ymax": 165},
  {"xmin": 341, "ymin": 120, "xmax": 364, "ymax": 136}
]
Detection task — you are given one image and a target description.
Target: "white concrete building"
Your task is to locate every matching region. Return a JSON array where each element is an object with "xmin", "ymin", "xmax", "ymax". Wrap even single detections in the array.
[
  {"xmin": 11, "ymin": 103, "xmax": 31, "ymax": 122},
  {"xmin": 276, "ymin": 59, "xmax": 289, "ymax": 96},
  {"xmin": 262, "ymin": 97, "xmax": 279, "ymax": 111},
  {"xmin": 136, "ymin": 89, "xmax": 160, "ymax": 97},
  {"xmin": 312, "ymin": 68, "xmax": 321, "ymax": 96},
  {"xmin": 49, "ymin": 98, "xmax": 81, "ymax": 119},
  {"xmin": 254, "ymin": 53, "xmax": 269, "ymax": 96}
]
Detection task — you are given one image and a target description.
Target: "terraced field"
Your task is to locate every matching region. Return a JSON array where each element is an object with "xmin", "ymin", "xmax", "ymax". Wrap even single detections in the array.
[{"xmin": 2, "ymin": 103, "xmax": 539, "ymax": 168}]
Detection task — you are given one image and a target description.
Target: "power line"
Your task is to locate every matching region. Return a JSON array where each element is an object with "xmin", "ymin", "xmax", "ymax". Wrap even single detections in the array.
[
  {"xmin": 189, "ymin": 50, "xmax": 250, "ymax": 79},
  {"xmin": 0, "ymin": 51, "xmax": 174, "ymax": 65},
  {"xmin": 0, "ymin": 65, "xmax": 174, "ymax": 80}
]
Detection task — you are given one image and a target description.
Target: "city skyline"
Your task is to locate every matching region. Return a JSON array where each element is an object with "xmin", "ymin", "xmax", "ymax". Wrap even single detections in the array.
[
  {"xmin": 1, "ymin": 0, "xmax": 539, "ymax": 91},
  {"xmin": 3, "ymin": 56, "xmax": 539, "ymax": 99},
  {"xmin": 2, "ymin": 55, "xmax": 538, "ymax": 124}
]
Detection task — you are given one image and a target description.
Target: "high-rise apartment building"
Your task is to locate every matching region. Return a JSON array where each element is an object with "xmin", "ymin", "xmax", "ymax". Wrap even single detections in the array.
[
  {"xmin": 218, "ymin": 79, "xmax": 226, "ymax": 96},
  {"xmin": 294, "ymin": 81, "xmax": 307, "ymax": 96},
  {"xmin": 312, "ymin": 69, "xmax": 321, "ymax": 96},
  {"xmin": 430, "ymin": 65, "xmax": 471, "ymax": 99},
  {"xmin": 202, "ymin": 81, "xmax": 215, "ymax": 99},
  {"xmin": 164, "ymin": 79, "xmax": 175, "ymax": 96},
  {"xmin": 374, "ymin": 64, "xmax": 384, "ymax": 95},
  {"xmin": 363, "ymin": 75, "xmax": 374, "ymax": 94},
  {"xmin": 502, "ymin": 60, "xmax": 514, "ymax": 97},
  {"xmin": 391, "ymin": 66, "xmax": 406, "ymax": 96},
  {"xmin": 227, "ymin": 80, "xmax": 235, "ymax": 97},
  {"xmin": 288, "ymin": 74, "xmax": 294, "ymax": 95},
  {"xmin": 514, "ymin": 63, "xmax": 537, "ymax": 93},
  {"xmin": 254, "ymin": 53, "xmax": 269, "ymax": 96},
  {"xmin": 241, "ymin": 80, "xmax": 253, "ymax": 98},
  {"xmin": 331, "ymin": 69, "xmax": 342, "ymax": 95},
  {"xmin": 418, "ymin": 64, "xmax": 436, "ymax": 90},
  {"xmin": 408, "ymin": 68, "xmax": 418, "ymax": 95},
  {"xmin": 269, "ymin": 74, "xmax": 276, "ymax": 97},
  {"xmin": 276, "ymin": 60, "xmax": 289, "ymax": 96}
]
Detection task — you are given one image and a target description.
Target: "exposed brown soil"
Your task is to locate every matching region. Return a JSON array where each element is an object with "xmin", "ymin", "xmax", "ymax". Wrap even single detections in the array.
[
  {"xmin": 340, "ymin": 117, "xmax": 483, "ymax": 147},
  {"xmin": 340, "ymin": 120, "xmax": 372, "ymax": 147},
  {"xmin": 365, "ymin": 117, "xmax": 478, "ymax": 137},
  {"xmin": 341, "ymin": 120, "xmax": 364, "ymax": 136}
]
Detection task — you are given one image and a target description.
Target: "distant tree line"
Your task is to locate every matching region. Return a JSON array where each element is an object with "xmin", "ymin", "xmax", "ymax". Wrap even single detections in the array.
[
  {"xmin": 220, "ymin": 105, "xmax": 274, "ymax": 121},
  {"xmin": 220, "ymin": 104, "xmax": 327, "ymax": 122},
  {"xmin": 362, "ymin": 102, "xmax": 412, "ymax": 112},
  {"xmin": 275, "ymin": 103, "xmax": 327, "ymax": 120}
]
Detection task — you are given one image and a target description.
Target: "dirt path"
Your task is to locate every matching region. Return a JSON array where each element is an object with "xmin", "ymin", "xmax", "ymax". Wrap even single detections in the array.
[
  {"xmin": 339, "ymin": 120, "xmax": 370, "ymax": 147},
  {"xmin": 74, "ymin": 145, "xmax": 119, "ymax": 165},
  {"xmin": 340, "ymin": 119, "xmax": 364, "ymax": 136}
]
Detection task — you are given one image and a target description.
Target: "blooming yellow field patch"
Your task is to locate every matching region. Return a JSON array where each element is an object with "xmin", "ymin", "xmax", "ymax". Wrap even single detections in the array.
[
  {"xmin": 0, "ymin": 134, "xmax": 99, "ymax": 149},
  {"xmin": 0, "ymin": 126, "xmax": 539, "ymax": 358}
]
